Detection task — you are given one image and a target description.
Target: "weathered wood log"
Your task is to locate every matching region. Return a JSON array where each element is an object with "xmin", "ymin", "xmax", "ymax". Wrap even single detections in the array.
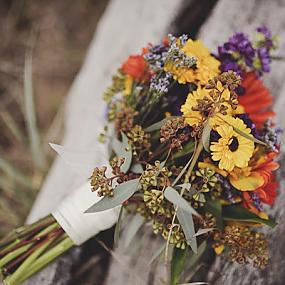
[
  {"xmin": 106, "ymin": 1, "xmax": 285, "ymax": 284},
  {"xmin": 22, "ymin": 1, "xmax": 184, "ymax": 284},
  {"xmin": 196, "ymin": 0, "xmax": 285, "ymax": 283}
]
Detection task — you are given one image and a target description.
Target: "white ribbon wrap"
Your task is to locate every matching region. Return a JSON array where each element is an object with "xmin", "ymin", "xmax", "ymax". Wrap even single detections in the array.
[{"xmin": 52, "ymin": 182, "xmax": 120, "ymax": 245}]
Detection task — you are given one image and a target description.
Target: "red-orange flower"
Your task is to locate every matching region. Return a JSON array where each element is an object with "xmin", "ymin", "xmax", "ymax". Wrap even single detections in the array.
[
  {"xmin": 230, "ymin": 150, "xmax": 279, "ymax": 191},
  {"xmin": 255, "ymin": 178, "xmax": 278, "ymax": 205},
  {"xmin": 121, "ymin": 54, "xmax": 149, "ymax": 81},
  {"xmin": 241, "ymin": 152, "xmax": 279, "ymax": 217},
  {"xmin": 238, "ymin": 72, "xmax": 275, "ymax": 128}
]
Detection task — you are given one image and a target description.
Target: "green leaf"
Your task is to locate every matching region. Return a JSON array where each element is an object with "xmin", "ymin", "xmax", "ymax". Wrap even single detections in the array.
[
  {"xmin": 204, "ymin": 199, "xmax": 223, "ymax": 229},
  {"xmin": 179, "ymin": 282, "xmax": 209, "ymax": 285},
  {"xmin": 177, "ymin": 208, "xmax": 197, "ymax": 253},
  {"xmin": 24, "ymin": 50, "xmax": 46, "ymax": 171},
  {"xmin": 201, "ymin": 121, "xmax": 211, "ymax": 153},
  {"xmin": 185, "ymin": 240, "xmax": 207, "ymax": 271},
  {"xmin": 171, "ymin": 247, "xmax": 187, "ymax": 285},
  {"xmin": 130, "ymin": 163, "xmax": 144, "ymax": 174},
  {"xmin": 145, "ymin": 116, "xmax": 178, "ymax": 132},
  {"xmin": 123, "ymin": 215, "xmax": 145, "ymax": 249},
  {"xmin": 114, "ymin": 207, "xmax": 124, "ymax": 248},
  {"xmin": 164, "ymin": 187, "xmax": 200, "ymax": 217},
  {"xmin": 85, "ymin": 179, "xmax": 140, "ymax": 213},
  {"xmin": 223, "ymin": 205, "xmax": 277, "ymax": 228},
  {"xmin": 172, "ymin": 141, "xmax": 195, "ymax": 160},
  {"xmin": 112, "ymin": 133, "xmax": 132, "ymax": 173},
  {"xmin": 193, "ymin": 228, "xmax": 214, "ymax": 237},
  {"xmin": 217, "ymin": 115, "xmax": 267, "ymax": 146},
  {"xmin": 232, "ymin": 126, "xmax": 267, "ymax": 146}
]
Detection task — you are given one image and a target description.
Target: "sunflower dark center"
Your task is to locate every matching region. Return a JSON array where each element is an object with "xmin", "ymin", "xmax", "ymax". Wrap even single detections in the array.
[
  {"xmin": 229, "ymin": 136, "xmax": 239, "ymax": 152},
  {"xmin": 202, "ymin": 110, "xmax": 210, "ymax": 117}
]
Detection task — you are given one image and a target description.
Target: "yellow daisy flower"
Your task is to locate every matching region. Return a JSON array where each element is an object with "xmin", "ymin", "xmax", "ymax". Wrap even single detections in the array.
[
  {"xmin": 164, "ymin": 39, "xmax": 220, "ymax": 85},
  {"xmin": 181, "ymin": 82, "xmax": 237, "ymax": 128},
  {"xmin": 210, "ymin": 117, "xmax": 255, "ymax": 171}
]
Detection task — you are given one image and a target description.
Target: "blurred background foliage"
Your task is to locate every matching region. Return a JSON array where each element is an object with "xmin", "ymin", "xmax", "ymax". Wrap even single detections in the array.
[{"xmin": 0, "ymin": 0, "xmax": 108, "ymax": 237}]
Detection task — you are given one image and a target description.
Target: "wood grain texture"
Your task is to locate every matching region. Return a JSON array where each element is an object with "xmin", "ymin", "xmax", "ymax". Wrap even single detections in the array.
[
  {"xmin": 22, "ymin": 1, "xmax": 184, "ymax": 284},
  {"xmin": 197, "ymin": 0, "xmax": 285, "ymax": 284}
]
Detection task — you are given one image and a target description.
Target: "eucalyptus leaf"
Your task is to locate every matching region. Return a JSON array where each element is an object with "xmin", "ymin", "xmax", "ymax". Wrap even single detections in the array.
[
  {"xmin": 233, "ymin": 126, "xmax": 267, "ymax": 146},
  {"xmin": 160, "ymin": 160, "xmax": 166, "ymax": 169},
  {"xmin": 171, "ymin": 247, "xmax": 187, "ymax": 285},
  {"xmin": 217, "ymin": 115, "xmax": 267, "ymax": 146},
  {"xmin": 49, "ymin": 143, "xmax": 98, "ymax": 179},
  {"xmin": 111, "ymin": 133, "xmax": 132, "ymax": 173},
  {"xmin": 164, "ymin": 187, "xmax": 200, "ymax": 217},
  {"xmin": 177, "ymin": 208, "xmax": 197, "ymax": 253},
  {"xmin": 123, "ymin": 215, "xmax": 145, "ymax": 249},
  {"xmin": 193, "ymin": 228, "xmax": 214, "ymax": 237},
  {"xmin": 114, "ymin": 207, "xmax": 124, "ymax": 248},
  {"xmin": 172, "ymin": 141, "xmax": 195, "ymax": 160},
  {"xmin": 85, "ymin": 178, "xmax": 140, "ymax": 213},
  {"xmin": 223, "ymin": 205, "xmax": 277, "ymax": 228},
  {"xmin": 145, "ymin": 116, "xmax": 178, "ymax": 132},
  {"xmin": 176, "ymin": 183, "xmax": 191, "ymax": 191},
  {"xmin": 130, "ymin": 163, "xmax": 144, "ymax": 174},
  {"xmin": 201, "ymin": 121, "xmax": 211, "ymax": 153}
]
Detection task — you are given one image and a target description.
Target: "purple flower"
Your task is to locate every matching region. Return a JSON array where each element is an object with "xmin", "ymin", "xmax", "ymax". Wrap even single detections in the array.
[
  {"xmin": 260, "ymin": 119, "xmax": 282, "ymax": 152},
  {"xmin": 217, "ymin": 32, "xmax": 255, "ymax": 75},
  {"xmin": 217, "ymin": 26, "xmax": 276, "ymax": 76},
  {"xmin": 250, "ymin": 192, "xmax": 262, "ymax": 210},
  {"xmin": 257, "ymin": 26, "xmax": 272, "ymax": 40},
  {"xmin": 257, "ymin": 47, "xmax": 271, "ymax": 73}
]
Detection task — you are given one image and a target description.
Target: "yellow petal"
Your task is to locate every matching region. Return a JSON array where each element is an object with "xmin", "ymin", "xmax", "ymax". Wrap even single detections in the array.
[
  {"xmin": 229, "ymin": 172, "xmax": 264, "ymax": 191},
  {"xmin": 258, "ymin": 211, "xmax": 269, "ymax": 220},
  {"xmin": 214, "ymin": 245, "xmax": 225, "ymax": 255}
]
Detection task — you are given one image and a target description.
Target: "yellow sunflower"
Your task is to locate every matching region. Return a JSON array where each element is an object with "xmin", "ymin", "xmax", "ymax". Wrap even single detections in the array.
[
  {"xmin": 181, "ymin": 82, "xmax": 237, "ymax": 128},
  {"xmin": 164, "ymin": 39, "xmax": 220, "ymax": 85},
  {"xmin": 181, "ymin": 86, "xmax": 210, "ymax": 127},
  {"xmin": 210, "ymin": 117, "xmax": 255, "ymax": 171}
]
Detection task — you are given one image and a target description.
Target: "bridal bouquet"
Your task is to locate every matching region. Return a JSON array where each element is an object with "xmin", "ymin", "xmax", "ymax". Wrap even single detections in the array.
[{"xmin": 0, "ymin": 26, "xmax": 280, "ymax": 285}]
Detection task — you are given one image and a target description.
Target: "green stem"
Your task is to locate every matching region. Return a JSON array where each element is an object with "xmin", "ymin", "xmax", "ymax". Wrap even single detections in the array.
[
  {"xmin": 0, "ymin": 216, "xmax": 55, "ymax": 249},
  {"xmin": 4, "ymin": 225, "xmax": 60, "ymax": 285},
  {"xmin": 18, "ymin": 237, "xmax": 74, "ymax": 285},
  {"xmin": 165, "ymin": 140, "xmax": 204, "ymax": 262},
  {"xmin": 0, "ymin": 245, "xmax": 31, "ymax": 269}
]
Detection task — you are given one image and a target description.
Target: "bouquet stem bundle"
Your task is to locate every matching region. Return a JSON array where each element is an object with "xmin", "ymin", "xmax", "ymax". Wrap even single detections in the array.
[{"xmin": 0, "ymin": 216, "xmax": 73, "ymax": 285}]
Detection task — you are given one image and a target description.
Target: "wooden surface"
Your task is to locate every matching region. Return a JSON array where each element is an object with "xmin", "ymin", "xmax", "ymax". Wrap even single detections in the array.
[
  {"xmin": 197, "ymin": 0, "xmax": 285, "ymax": 283},
  {"xmin": 23, "ymin": 0, "xmax": 184, "ymax": 284},
  {"xmin": 23, "ymin": 0, "xmax": 285, "ymax": 284}
]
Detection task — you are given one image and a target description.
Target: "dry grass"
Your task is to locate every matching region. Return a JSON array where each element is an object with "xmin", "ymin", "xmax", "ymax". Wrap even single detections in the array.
[{"xmin": 0, "ymin": 0, "xmax": 108, "ymax": 236}]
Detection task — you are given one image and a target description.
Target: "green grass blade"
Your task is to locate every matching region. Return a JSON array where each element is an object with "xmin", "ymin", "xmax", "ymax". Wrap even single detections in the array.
[{"xmin": 24, "ymin": 51, "xmax": 47, "ymax": 171}]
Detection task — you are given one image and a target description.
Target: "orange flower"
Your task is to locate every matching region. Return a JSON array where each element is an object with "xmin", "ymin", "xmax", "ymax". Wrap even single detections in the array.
[
  {"xmin": 255, "ymin": 178, "xmax": 278, "ymax": 205},
  {"xmin": 230, "ymin": 151, "xmax": 279, "ymax": 191},
  {"xmin": 121, "ymin": 54, "xmax": 149, "ymax": 81},
  {"xmin": 240, "ymin": 152, "xmax": 279, "ymax": 218},
  {"xmin": 242, "ymin": 178, "xmax": 278, "ymax": 218},
  {"xmin": 238, "ymin": 72, "xmax": 275, "ymax": 128}
]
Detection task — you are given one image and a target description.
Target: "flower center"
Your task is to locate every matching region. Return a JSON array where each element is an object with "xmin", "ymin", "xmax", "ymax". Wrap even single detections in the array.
[{"xmin": 229, "ymin": 136, "xmax": 239, "ymax": 152}]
